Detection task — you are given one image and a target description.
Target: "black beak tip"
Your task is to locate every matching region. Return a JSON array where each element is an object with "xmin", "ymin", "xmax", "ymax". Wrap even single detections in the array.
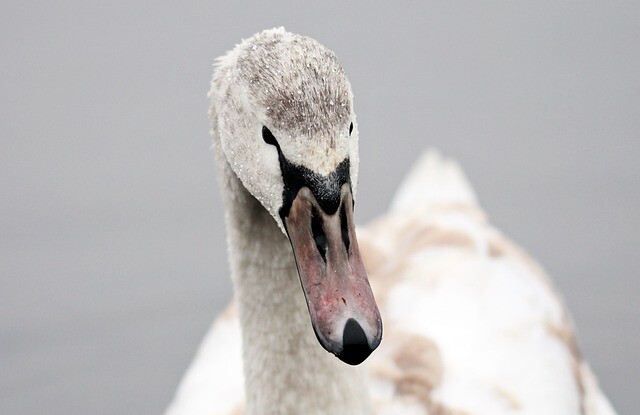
[{"xmin": 336, "ymin": 318, "xmax": 378, "ymax": 366}]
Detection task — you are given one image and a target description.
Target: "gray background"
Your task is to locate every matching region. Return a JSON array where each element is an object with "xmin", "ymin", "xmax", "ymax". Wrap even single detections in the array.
[{"xmin": 1, "ymin": 1, "xmax": 638, "ymax": 414}]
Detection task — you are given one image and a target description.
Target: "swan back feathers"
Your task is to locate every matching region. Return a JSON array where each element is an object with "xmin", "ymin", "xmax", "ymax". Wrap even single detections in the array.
[{"xmin": 391, "ymin": 150, "xmax": 479, "ymax": 213}]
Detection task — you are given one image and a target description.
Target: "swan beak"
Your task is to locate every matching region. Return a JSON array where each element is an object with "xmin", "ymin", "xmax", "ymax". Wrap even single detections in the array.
[{"xmin": 283, "ymin": 185, "xmax": 382, "ymax": 365}]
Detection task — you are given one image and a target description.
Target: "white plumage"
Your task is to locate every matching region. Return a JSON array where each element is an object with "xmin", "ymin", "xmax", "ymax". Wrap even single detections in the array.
[{"xmin": 165, "ymin": 29, "xmax": 616, "ymax": 415}]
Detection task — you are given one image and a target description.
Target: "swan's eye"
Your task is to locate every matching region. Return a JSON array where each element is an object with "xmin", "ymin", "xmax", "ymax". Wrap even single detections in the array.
[
  {"xmin": 262, "ymin": 126, "xmax": 278, "ymax": 146},
  {"xmin": 349, "ymin": 122, "xmax": 353, "ymax": 136}
]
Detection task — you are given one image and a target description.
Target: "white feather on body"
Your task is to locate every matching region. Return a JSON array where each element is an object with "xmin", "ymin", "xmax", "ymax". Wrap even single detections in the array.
[{"xmin": 166, "ymin": 151, "xmax": 616, "ymax": 415}]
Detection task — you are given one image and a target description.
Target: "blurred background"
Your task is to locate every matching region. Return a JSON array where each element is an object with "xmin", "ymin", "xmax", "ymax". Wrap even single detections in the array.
[{"xmin": 1, "ymin": 1, "xmax": 638, "ymax": 414}]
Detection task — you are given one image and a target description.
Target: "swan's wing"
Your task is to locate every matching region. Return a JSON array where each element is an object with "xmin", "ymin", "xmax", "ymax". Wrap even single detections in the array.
[
  {"xmin": 165, "ymin": 302, "xmax": 245, "ymax": 415},
  {"xmin": 359, "ymin": 150, "xmax": 616, "ymax": 415}
]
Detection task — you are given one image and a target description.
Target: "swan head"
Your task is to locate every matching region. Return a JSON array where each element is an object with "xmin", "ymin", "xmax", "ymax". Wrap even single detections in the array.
[{"xmin": 211, "ymin": 28, "xmax": 382, "ymax": 365}]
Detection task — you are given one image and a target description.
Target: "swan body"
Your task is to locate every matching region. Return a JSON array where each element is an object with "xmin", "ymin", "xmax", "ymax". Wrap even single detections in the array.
[{"xmin": 166, "ymin": 28, "xmax": 616, "ymax": 415}]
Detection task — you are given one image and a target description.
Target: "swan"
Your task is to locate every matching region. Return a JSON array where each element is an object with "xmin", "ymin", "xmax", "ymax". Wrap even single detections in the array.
[{"xmin": 165, "ymin": 28, "xmax": 617, "ymax": 415}]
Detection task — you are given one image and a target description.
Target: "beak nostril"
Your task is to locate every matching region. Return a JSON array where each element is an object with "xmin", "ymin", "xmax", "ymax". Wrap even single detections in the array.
[
  {"xmin": 340, "ymin": 203, "xmax": 350, "ymax": 253},
  {"xmin": 311, "ymin": 208, "xmax": 327, "ymax": 261}
]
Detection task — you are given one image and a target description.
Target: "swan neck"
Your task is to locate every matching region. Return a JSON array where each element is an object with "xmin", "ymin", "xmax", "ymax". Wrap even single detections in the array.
[{"xmin": 215, "ymin": 146, "xmax": 370, "ymax": 414}]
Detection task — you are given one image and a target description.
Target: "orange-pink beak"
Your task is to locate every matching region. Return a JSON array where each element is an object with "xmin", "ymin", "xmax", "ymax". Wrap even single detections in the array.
[{"xmin": 283, "ymin": 184, "xmax": 382, "ymax": 365}]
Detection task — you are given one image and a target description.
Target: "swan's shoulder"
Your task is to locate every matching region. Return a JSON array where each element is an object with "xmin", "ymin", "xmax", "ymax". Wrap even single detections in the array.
[
  {"xmin": 165, "ymin": 302, "xmax": 245, "ymax": 415},
  {"xmin": 358, "ymin": 150, "xmax": 615, "ymax": 415}
]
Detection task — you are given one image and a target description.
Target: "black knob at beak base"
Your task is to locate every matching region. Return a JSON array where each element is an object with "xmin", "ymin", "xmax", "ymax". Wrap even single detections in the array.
[{"xmin": 337, "ymin": 318, "xmax": 374, "ymax": 365}]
